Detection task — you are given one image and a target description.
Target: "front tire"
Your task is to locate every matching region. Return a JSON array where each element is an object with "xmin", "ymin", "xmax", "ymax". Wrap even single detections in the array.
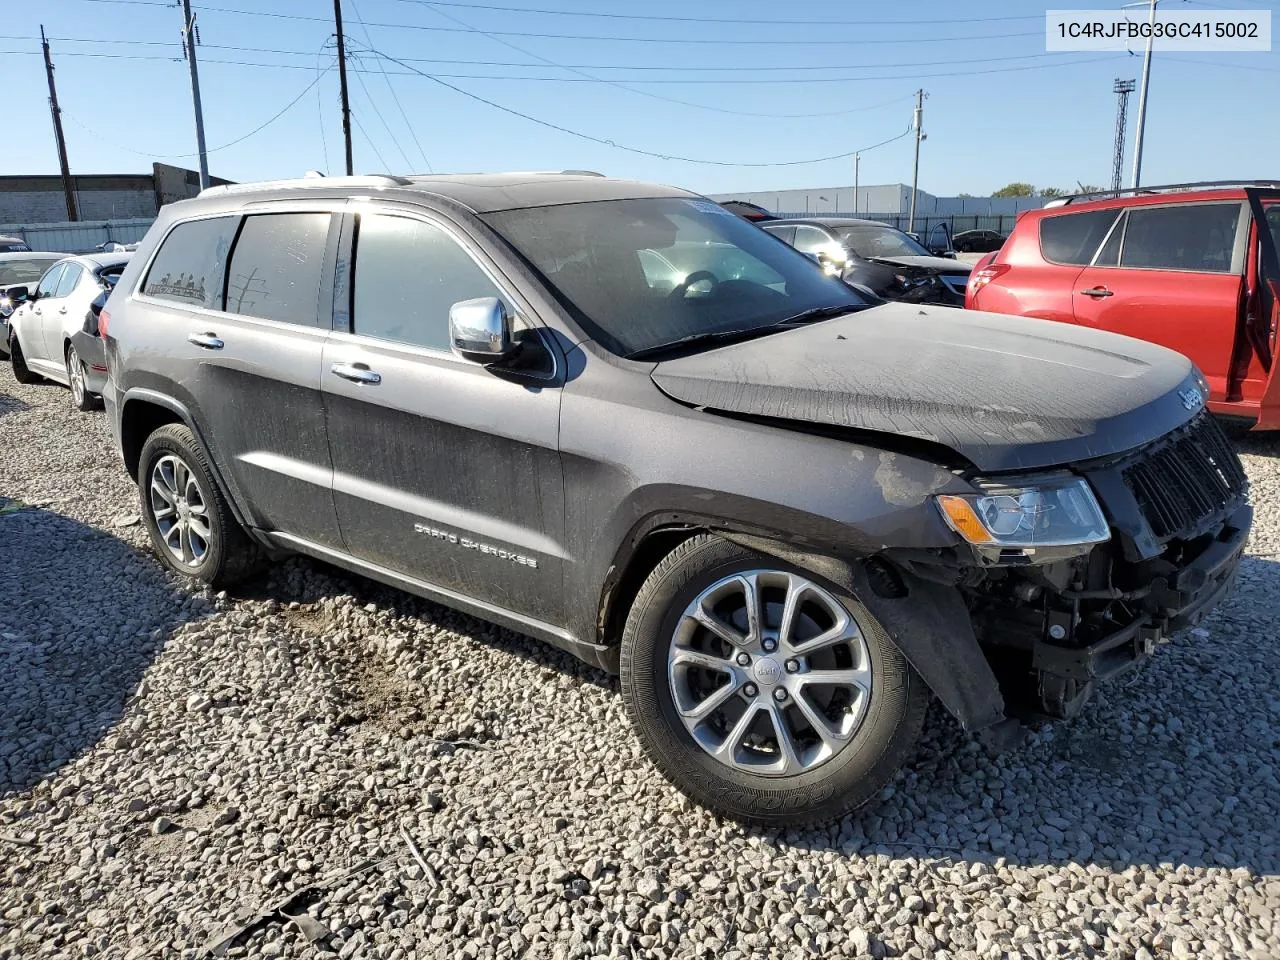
[
  {"xmin": 138, "ymin": 423, "xmax": 263, "ymax": 585},
  {"xmin": 9, "ymin": 334, "xmax": 40, "ymax": 384},
  {"xmin": 620, "ymin": 535, "xmax": 928, "ymax": 826}
]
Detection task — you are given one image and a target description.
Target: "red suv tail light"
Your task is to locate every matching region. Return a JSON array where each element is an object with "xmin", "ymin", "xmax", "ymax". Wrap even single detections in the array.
[
  {"xmin": 97, "ymin": 308, "xmax": 111, "ymax": 340},
  {"xmin": 967, "ymin": 261, "xmax": 1011, "ymax": 297}
]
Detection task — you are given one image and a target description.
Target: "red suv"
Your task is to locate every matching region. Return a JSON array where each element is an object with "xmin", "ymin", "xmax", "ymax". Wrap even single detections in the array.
[{"xmin": 966, "ymin": 182, "xmax": 1280, "ymax": 429}]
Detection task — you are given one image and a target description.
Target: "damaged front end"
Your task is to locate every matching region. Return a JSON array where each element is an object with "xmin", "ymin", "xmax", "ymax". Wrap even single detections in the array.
[{"xmin": 893, "ymin": 412, "xmax": 1250, "ymax": 722}]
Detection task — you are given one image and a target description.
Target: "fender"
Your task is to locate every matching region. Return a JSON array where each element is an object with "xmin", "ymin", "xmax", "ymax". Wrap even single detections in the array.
[
  {"xmin": 716, "ymin": 530, "xmax": 1007, "ymax": 734},
  {"xmin": 119, "ymin": 387, "xmax": 263, "ymax": 543}
]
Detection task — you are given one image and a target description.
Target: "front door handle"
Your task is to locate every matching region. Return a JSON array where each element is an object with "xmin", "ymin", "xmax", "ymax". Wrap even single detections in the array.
[
  {"xmin": 187, "ymin": 332, "xmax": 224, "ymax": 350},
  {"xmin": 330, "ymin": 362, "xmax": 382, "ymax": 385},
  {"xmin": 1080, "ymin": 286, "xmax": 1114, "ymax": 298},
  {"xmin": 57, "ymin": 306, "xmax": 67, "ymax": 314}
]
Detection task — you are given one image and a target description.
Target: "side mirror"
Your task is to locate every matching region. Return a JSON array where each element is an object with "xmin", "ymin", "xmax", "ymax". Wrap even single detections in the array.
[
  {"xmin": 6, "ymin": 286, "xmax": 31, "ymax": 304},
  {"xmin": 449, "ymin": 297, "xmax": 516, "ymax": 364}
]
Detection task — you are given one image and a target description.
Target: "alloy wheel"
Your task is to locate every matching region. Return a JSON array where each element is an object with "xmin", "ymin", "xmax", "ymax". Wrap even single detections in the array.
[
  {"xmin": 667, "ymin": 570, "xmax": 873, "ymax": 777},
  {"xmin": 67, "ymin": 348, "xmax": 86, "ymax": 406},
  {"xmin": 149, "ymin": 454, "xmax": 213, "ymax": 568}
]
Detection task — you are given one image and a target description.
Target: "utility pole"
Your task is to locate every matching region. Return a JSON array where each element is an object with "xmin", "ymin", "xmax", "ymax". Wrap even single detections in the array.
[
  {"xmin": 1130, "ymin": 0, "xmax": 1157, "ymax": 189},
  {"xmin": 40, "ymin": 26, "xmax": 77, "ymax": 222},
  {"xmin": 1111, "ymin": 78, "xmax": 1136, "ymax": 196},
  {"xmin": 179, "ymin": 0, "xmax": 210, "ymax": 190},
  {"xmin": 853, "ymin": 152, "xmax": 860, "ymax": 215},
  {"xmin": 908, "ymin": 89, "xmax": 927, "ymax": 234},
  {"xmin": 333, "ymin": 0, "xmax": 354, "ymax": 175}
]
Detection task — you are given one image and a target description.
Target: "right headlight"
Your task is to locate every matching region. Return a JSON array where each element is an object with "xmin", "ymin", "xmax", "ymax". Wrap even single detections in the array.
[{"xmin": 936, "ymin": 476, "xmax": 1110, "ymax": 548}]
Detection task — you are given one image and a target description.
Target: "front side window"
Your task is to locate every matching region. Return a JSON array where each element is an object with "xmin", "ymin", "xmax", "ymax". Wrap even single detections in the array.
[
  {"xmin": 225, "ymin": 213, "xmax": 331, "ymax": 326},
  {"xmin": 55, "ymin": 264, "xmax": 82, "ymax": 297},
  {"xmin": 143, "ymin": 216, "xmax": 239, "ymax": 309},
  {"xmin": 1119, "ymin": 203, "xmax": 1241, "ymax": 273},
  {"xmin": 35, "ymin": 264, "xmax": 66, "ymax": 299},
  {"xmin": 1039, "ymin": 209, "xmax": 1121, "ymax": 265},
  {"xmin": 484, "ymin": 197, "xmax": 869, "ymax": 357},
  {"xmin": 835, "ymin": 224, "xmax": 931, "ymax": 259},
  {"xmin": 351, "ymin": 214, "xmax": 506, "ymax": 352}
]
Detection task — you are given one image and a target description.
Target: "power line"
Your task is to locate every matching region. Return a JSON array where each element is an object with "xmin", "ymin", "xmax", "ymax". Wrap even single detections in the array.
[
  {"xmin": 0, "ymin": 47, "xmax": 1124, "ymax": 86},
  {"xmin": 364, "ymin": 46, "xmax": 915, "ymax": 167},
  {"xmin": 348, "ymin": 50, "xmax": 416, "ymax": 169},
  {"xmin": 347, "ymin": 0, "xmax": 433, "ymax": 172},
  {"xmin": 350, "ymin": 112, "xmax": 391, "ymax": 170},
  {"xmin": 392, "ymin": 0, "xmax": 1043, "ymax": 25},
  {"xmin": 62, "ymin": 68, "xmax": 331, "ymax": 160},
  {"xmin": 378, "ymin": 4, "xmax": 914, "ymax": 119},
  {"xmin": 33, "ymin": 5, "xmax": 1046, "ymax": 45}
]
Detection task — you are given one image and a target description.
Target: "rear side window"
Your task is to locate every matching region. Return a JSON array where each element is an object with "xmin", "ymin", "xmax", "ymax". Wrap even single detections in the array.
[
  {"xmin": 36, "ymin": 264, "xmax": 65, "ymax": 298},
  {"xmin": 55, "ymin": 264, "xmax": 82, "ymax": 297},
  {"xmin": 351, "ymin": 214, "xmax": 505, "ymax": 352},
  {"xmin": 1119, "ymin": 203, "xmax": 1240, "ymax": 273},
  {"xmin": 1039, "ymin": 209, "xmax": 1120, "ymax": 265},
  {"xmin": 143, "ymin": 216, "xmax": 239, "ymax": 309},
  {"xmin": 225, "ymin": 213, "xmax": 331, "ymax": 326},
  {"xmin": 792, "ymin": 225, "xmax": 834, "ymax": 255}
]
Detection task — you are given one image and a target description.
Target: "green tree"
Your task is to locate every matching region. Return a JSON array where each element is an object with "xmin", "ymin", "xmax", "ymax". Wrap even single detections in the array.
[
  {"xmin": 1039, "ymin": 186, "xmax": 1067, "ymax": 198},
  {"xmin": 1076, "ymin": 184, "xmax": 1106, "ymax": 195},
  {"xmin": 992, "ymin": 182, "xmax": 1036, "ymax": 198}
]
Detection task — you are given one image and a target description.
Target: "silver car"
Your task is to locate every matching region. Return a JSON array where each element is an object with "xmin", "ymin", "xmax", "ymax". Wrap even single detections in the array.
[
  {"xmin": 0, "ymin": 252, "xmax": 64, "ymax": 358},
  {"xmin": 7, "ymin": 252, "xmax": 130, "ymax": 410}
]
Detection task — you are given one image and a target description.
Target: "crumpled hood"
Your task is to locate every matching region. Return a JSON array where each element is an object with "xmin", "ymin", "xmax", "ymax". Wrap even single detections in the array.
[
  {"xmin": 650, "ymin": 303, "xmax": 1202, "ymax": 472},
  {"xmin": 866, "ymin": 254, "xmax": 972, "ymax": 275}
]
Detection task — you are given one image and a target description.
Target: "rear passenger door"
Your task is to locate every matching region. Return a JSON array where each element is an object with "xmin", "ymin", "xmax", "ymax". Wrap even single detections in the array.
[
  {"xmin": 38, "ymin": 262, "xmax": 84, "ymax": 363},
  {"xmin": 1072, "ymin": 202, "xmax": 1246, "ymax": 402},
  {"xmin": 1023, "ymin": 208, "xmax": 1122, "ymax": 323},
  {"xmin": 134, "ymin": 207, "xmax": 344, "ymax": 548},
  {"xmin": 22, "ymin": 263, "xmax": 65, "ymax": 365},
  {"xmin": 321, "ymin": 205, "xmax": 567, "ymax": 627}
]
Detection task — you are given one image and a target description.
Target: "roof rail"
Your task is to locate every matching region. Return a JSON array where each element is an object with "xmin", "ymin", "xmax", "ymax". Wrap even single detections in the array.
[
  {"xmin": 559, "ymin": 169, "xmax": 606, "ymax": 177},
  {"xmin": 1045, "ymin": 179, "xmax": 1280, "ymax": 207},
  {"xmin": 198, "ymin": 174, "xmax": 413, "ymax": 198}
]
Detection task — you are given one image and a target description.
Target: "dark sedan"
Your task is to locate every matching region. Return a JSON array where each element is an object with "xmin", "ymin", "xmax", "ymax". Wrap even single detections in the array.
[
  {"xmin": 761, "ymin": 217, "xmax": 971, "ymax": 306},
  {"xmin": 953, "ymin": 229, "xmax": 1007, "ymax": 253}
]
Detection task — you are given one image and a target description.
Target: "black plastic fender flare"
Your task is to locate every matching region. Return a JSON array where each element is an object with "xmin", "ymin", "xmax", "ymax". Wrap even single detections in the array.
[{"xmin": 714, "ymin": 530, "xmax": 1006, "ymax": 734}]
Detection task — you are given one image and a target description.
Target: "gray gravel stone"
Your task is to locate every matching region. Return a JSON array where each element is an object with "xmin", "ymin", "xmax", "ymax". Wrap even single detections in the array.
[{"xmin": 1, "ymin": 365, "xmax": 1279, "ymax": 960}]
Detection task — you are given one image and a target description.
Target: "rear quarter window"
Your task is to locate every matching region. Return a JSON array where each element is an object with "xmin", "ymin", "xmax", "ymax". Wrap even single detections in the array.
[
  {"xmin": 142, "ymin": 216, "xmax": 240, "ymax": 309},
  {"xmin": 1038, "ymin": 209, "xmax": 1121, "ymax": 265}
]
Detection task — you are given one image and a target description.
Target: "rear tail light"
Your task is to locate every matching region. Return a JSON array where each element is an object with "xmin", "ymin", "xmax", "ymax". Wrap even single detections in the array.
[
  {"xmin": 967, "ymin": 261, "xmax": 1011, "ymax": 297},
  {"xmin": 97, "ymin": 308, "xmax": 111, "ymax": 340}
]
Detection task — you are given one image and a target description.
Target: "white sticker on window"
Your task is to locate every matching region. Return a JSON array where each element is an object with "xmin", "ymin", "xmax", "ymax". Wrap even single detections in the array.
[{"xmin": 684, "ymin": 199, "xmax": 736, "ymax": 217}]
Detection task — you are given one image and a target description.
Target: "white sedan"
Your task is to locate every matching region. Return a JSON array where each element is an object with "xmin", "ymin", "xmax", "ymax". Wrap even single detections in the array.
[{"xmin": 8, "ymin": 252, "xmax": 130, "ymax": 411}]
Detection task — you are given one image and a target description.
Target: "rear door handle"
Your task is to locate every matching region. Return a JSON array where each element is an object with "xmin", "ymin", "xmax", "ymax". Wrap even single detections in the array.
[
  {"xmin": 1080, "ymin": 286, "xmax": 1114, "ymax": 298},
  {"xmin": 187, "ymin": 332, "xmax": 224, "ymax": 350},
  {"xmin": 57, "ymin": 306, "xmax": 67, "ymax": 314},
  {"xmin": 330, "ymin": 362, "xmax": 382, "ymax": 385}
]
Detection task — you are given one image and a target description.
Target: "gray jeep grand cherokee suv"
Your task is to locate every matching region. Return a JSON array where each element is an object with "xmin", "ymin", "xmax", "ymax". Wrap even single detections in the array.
[{"xmin": 102, "ymin": 173, "xmax": 1250, "ymax": 825}]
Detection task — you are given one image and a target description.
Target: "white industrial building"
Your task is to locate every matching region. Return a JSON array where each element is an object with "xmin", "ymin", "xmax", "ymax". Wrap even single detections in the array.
[{"xmin": 707, "ymin": 183, "xmax": 1046, "ymax": 219}]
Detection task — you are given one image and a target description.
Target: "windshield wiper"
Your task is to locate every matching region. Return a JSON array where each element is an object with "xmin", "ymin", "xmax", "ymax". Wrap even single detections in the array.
[
  {"xmin": 626, "ymin": 326, "xmax": 780, "ymax": 361},
  {"xmin": 626, "ymin": 305, "xmax": 865, "ymax": 361},
  {"xmin": 773, "ymin": 304, "xmax": 865, "ymax": 326}
]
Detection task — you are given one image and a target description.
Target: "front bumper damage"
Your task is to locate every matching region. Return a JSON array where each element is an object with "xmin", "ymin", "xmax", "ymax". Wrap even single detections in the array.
[{"xmin": 1027, "ymin": 504, "xmax": 1248, "ymax": 717}]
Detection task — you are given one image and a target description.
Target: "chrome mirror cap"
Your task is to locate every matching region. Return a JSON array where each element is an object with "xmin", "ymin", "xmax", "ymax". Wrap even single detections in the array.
[{"xmin": 449, "ymin": 297, "xmax": 515, "ymax": 364}]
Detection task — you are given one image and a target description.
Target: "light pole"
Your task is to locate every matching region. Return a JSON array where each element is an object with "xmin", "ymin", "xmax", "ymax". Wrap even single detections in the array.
[
  {"xmin": 1127, "ymin": 0, "xmax": 1158, "ymax": 189},
  {"xmin": 853, "ymin": 152, "xmax": 860, "ymax": 215}
]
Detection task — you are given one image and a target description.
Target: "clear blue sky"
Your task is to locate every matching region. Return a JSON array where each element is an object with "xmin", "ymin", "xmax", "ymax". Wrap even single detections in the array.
[{"xmin": 2, "ymin": 0, "xmax": 1277, "ymax": 197}]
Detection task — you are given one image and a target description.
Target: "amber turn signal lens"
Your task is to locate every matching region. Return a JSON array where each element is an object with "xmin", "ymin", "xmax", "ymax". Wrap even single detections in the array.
[{"xmin": 936, "ymin": 495, "xmax": 995, "ymax": 544}]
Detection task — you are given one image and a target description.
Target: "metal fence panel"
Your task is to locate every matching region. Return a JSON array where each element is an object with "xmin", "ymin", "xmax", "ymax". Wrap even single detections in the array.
[
  {"xmin": 0, "ymin": 218, "xmax": 156, "ymax": 253},
  {"xmin": 774, "ymin": 212, "xmax": 1022, "ymax": 237}
]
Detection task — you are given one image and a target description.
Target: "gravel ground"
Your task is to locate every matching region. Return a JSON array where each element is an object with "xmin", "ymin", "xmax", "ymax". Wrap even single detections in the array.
[{"xmin": 1, "ymin": 365, "xmax": 1278, "ymax": 960}]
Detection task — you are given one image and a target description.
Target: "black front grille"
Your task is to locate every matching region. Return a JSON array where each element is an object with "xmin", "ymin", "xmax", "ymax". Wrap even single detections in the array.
[{"xmin": 1123, "ymin": 414, "xmax": 1248, "ymax": 540}]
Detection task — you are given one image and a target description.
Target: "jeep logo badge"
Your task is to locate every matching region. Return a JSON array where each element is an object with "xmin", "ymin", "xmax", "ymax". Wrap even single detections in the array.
[
  {"xmin": 753, "ymin": 658, "xmax": 784, "ymax": 686},
  {"xmin": 1179, "ymin": 387, "xmax": 1204, "ymax": 411}
]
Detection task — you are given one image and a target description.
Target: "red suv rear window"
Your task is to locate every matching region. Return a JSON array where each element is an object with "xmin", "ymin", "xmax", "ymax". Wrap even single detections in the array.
[{"xmin": 1038, "ymin": 209, "xmax": 1121, "ymax": 265}]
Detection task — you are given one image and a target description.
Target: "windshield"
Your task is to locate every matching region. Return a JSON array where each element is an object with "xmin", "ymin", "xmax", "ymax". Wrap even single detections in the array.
[
  {"xmin": 0, "ymin": 256, "xmax": 63, "ymax": 286},
  {"xmin": 484, "ymin": 197, "xmax": 869, "ymax": 357},
  {"xmin": 836, "ymin": 224, "xmax": 932, "ymax": 259}
]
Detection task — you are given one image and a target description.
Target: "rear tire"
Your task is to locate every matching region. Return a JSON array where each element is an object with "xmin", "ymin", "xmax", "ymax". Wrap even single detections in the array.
[
  {"xmin": 619, "ymin": 534, "xmax": 928, "ymax": 826},
  {"xmin": 66, "ymin": 345, "xmax": 99, "ymax": 412},
  {"xmin": 9, "ymin": 334, "xmax": 40, "ymax": 384},
  {"xmin": 138, "ymin": 423, "xmax": 264, "ymax": 586}
]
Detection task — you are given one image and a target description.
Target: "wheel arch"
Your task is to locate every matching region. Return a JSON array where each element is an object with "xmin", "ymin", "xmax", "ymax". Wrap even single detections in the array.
[
  {"xmin": 119, "ymin": 390, "xmax": 256, "ymax": 535},
  {"xmin": 602, "ymin": 515, "xmax": 1007, "ymax": 734}
]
